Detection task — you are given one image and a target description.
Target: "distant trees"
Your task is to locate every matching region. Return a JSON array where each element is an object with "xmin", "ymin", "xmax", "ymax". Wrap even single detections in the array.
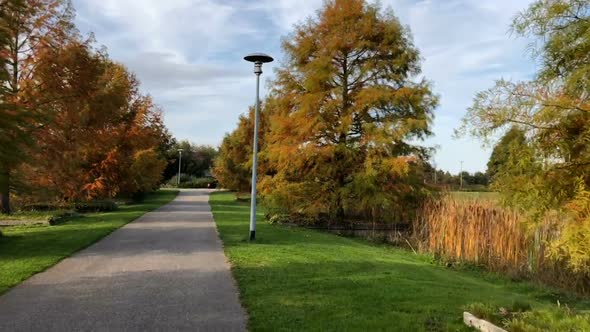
[
  {"xmin": 0, "ymin": 0, "xmax": 171, "ymax": 212},
  {"xmin": 164, "ymin": 140, "xmax": 218, "ymax": 181},
  {"xmin": 424, "ymin": 168, "xmax": 489, "ymax": 189}
]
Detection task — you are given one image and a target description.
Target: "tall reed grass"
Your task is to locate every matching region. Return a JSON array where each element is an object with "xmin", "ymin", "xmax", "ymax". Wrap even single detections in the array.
[{"xmin": 413, "ymin": 195, "xmax": 589, "ymax": 295}]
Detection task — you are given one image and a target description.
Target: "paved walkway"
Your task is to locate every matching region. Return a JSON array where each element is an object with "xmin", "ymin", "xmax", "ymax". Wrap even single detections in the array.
[{"xmin": 0, "ymin": 189, "xmax": 246, "ymax": 331}]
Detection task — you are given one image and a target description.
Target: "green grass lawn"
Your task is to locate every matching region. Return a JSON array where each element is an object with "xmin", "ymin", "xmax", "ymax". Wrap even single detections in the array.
[
  {"xmin": 0, "ymin": 189, "xmax": 178, "ymax": 295},
  {"xmin": 210, "ymin": 192, "xmax": 589, "ymax": 332}
]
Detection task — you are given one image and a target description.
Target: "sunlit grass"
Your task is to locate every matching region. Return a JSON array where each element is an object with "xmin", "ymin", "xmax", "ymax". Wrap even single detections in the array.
[{"xmin": 210, "ymin": 192, "xmax": 589, "ymax": 331}]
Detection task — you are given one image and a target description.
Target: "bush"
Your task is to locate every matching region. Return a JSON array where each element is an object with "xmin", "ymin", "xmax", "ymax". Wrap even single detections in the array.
[
  {"xmin": 21, "ymin": 203, "xmax": 71, "ymax": 211},
  {"xmin": 505, "ymin": 307, "xmax": 590, "ymax": 332},
  {"xmin": 48, "ymin": 210, "xmax": 82, "ymax": 225},
  {"xmin": 466, "ymin": 302, "xmax": 590, "ymax": 332},
  {"xmin": 267, "ymin": 213, "xmax": 293, "ymax": 224},
  {"xmin": 178, "ymin": 178, "xmax": 211, "ymax": 189},
  {"xmin": 74, "ymin": 200, "xmax": 118, "ymax": 213},
  {"xmin": 265, "ymin": 212, "xmax": 321, "ymax": 225},
  {"xmin": 165, "ymin": 174, "xmax": 217, "ymax": 189}
]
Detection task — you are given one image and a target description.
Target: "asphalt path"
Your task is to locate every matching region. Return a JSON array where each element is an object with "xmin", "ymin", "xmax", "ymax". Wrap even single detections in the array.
[{"xmin": 0, "ymin": 189, "xmax": 246, "ymax": 332}]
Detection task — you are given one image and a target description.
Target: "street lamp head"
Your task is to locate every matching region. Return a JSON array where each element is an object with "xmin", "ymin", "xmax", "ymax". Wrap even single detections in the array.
[
  {"xmin": 244, "ymin": 53, "xmax": 274, "ymax": 64},
  {"xmin": 178, "ymin": 149, "xmax": 183, "ymax": 152},
  {"xmin": 245, "ymin": 53, "xmax": 274, "ymax": 75}
]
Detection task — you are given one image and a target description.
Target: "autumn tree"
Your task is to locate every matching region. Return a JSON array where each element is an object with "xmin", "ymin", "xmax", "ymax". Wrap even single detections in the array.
[
  {"xmin": 0, "ymin": 0, "xmax": 76, "ymax": 213},
  {"xmin": 214, "ymin": 102, "xmax": 273, "ymax": 192},
  {"xmin": 458, "ymin": 0, "xmax": 590, "ymax": 272},
  {"xmin": 260, "ymin": 0, "xmax": 437, "ymax": 223},
  {"xmin": 22, "ymin": 45, "xmax": 167, "ymax": 201}
]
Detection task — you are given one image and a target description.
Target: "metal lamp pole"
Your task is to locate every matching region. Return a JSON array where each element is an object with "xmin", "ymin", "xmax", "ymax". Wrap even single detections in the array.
[
  {"xmin": 244, "ymin": 53, "xmax": 273, "ymax": 241},
  {"xmin": 177, "ymin": 149, "xmax": 183, "ymax": 187}
]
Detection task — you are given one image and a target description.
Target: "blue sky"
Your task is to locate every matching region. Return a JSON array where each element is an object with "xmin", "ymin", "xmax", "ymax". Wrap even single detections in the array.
[{"xmin": 72, "ymin": 0, "xmax": 536, "ymax": 173}]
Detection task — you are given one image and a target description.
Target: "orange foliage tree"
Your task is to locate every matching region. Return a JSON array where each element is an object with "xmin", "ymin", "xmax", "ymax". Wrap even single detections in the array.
[
  {"xmin": 23, "ymin": 43, "xmax": 167, "ymax": 201},
  {"xmin": 0, "ymin": 0, "xmax": 169, "ymax": 207},
  {"xmin": 0, "ymin": 0, "xmax": 76, "ymax": 213},
  {"xmin": 260, "ymin": 0, "xmax": 438, "ymax": 223}
]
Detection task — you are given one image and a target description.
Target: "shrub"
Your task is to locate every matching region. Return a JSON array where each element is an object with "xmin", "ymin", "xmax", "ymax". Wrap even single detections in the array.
[
  {"xmin": 505, "ymin": 307, "xmax": 590, "ymax": 332},
  {"xmin": 267, "ymin": 213, "xmax": 293, "ymax": 225},
  {"xmin": 74, "ymin": 200, "xmax": 118, "ymax": 213},
  {"xmin": 165, "ymin": 175, "xmax": 217, "ymax": 189},
  {"xmin": 178, "ymin": 178, "xmax": 211, "ymax": 189},
  {"xmin": 48, "ymin": 210, "xmax": 81, "ymax": 225},
  {"xmin": 548, "ymin": 179, "xmax": 590, "ymax": 275},
  {"xmin": 21, "ymin": 203, "xmax": 71, "ymax": 211},
  {"xmin": 464, "ymin": 302, "xmax": 500, "ymax": 323}
]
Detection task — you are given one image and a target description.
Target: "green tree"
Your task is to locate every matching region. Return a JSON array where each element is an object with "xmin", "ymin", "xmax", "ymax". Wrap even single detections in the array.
[
  {"xmin": 459, "ymin": 0, "xmax": 590, "ymax": 211},
  {"xmin": 164, "ymin": 141, "xmax": 218, "ymax": 181},
  {"xmin": 486, "ymin": 126, "xmax": 527, "ymax": 180},
  {"xmin": 261, "ymin": 0, "xmax": 437, "ymax": 223},
  {"xmin": 458, "ymin": 0, "xmax": 590, "ymax": 272}
]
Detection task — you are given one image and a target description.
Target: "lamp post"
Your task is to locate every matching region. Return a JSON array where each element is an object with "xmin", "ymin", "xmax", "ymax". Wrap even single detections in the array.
[
  {"xmin": 244, "ymin": 53, "xmax": 273, "ymax": 241},
  {"xmin": 177, "ymin": 149, "xmax": 183, "ymax": 187}
]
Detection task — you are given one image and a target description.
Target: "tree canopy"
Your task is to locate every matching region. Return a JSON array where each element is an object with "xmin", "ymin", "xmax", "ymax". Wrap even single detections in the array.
[
  {"xmin": 0, "ymin": 0, "xmax": 172, "ymax": 211},
  {"xmin": 459, "ymin": 0, "xmax": 590, "ymax": 273},
  {"xmin": 486, "ymin": 126, "xmax": 527, "ymax": 180},
  {"xmin": 257, "ymin": 0, "xmax": 438, "ymax": 222}
]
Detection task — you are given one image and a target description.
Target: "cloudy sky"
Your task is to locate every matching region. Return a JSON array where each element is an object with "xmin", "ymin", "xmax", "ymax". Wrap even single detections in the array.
[{"xmin": 72, "ymin": 0, "xmax": 536, "ymax": 173}]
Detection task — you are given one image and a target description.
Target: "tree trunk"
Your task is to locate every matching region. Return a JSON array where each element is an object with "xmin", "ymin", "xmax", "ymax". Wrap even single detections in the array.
[{"xmin": 0, "ymin": 168, "xmax": 10, "ymax": 214}]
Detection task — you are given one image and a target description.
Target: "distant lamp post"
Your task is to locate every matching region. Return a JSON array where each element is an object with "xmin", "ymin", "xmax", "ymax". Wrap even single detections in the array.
[
  {"xmin": 244, "ymin": 53, "xmax": 274, "ymax": 241},
  {"xmin": 177, "ymin": 149, "xmax": 183, "ymax": 187}
]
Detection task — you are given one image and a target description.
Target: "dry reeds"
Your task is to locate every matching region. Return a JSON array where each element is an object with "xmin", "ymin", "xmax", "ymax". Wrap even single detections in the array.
[{"xmin": 413, "ymin": 195, "xmax": 590, "ymax": 294}]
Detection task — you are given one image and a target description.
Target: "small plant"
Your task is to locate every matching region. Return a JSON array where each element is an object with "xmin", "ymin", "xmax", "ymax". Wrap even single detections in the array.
[
  {"xmin": 465, "ymin": 302, "xmax": 589, "ymax": 332},
  {"xmin": 267, "ymin": 213, "xmax": 292, "ymax": 224},
  {"xmin": 505, "ymin": 306, "xmax": 590, "ymax": 332},
  {"xmin": 423, "ymin": 314, "xmax": 444, "ymax": 332},
  {"xmin": 464, "ymin": 302, "xmax": 501, "ymax": 323}
]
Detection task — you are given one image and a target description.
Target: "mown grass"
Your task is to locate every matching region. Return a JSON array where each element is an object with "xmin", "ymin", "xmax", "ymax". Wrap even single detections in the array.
[
  {"xmin": 0, "ymin": 189, "xmax": 178, "ymax": 295},
  {"xmin": 210, "ymin": 192, "xmax": 590, "ymax": 332}
]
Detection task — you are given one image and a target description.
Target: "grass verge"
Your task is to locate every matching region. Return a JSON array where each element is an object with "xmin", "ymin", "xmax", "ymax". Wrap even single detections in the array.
[
  {"xmin": 210, "ymin": 191, "xmax": 589, "ymax": 331},
  {"xmin": 0, "ymin": 189, "xmax": 178, "ymax": 295}
]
